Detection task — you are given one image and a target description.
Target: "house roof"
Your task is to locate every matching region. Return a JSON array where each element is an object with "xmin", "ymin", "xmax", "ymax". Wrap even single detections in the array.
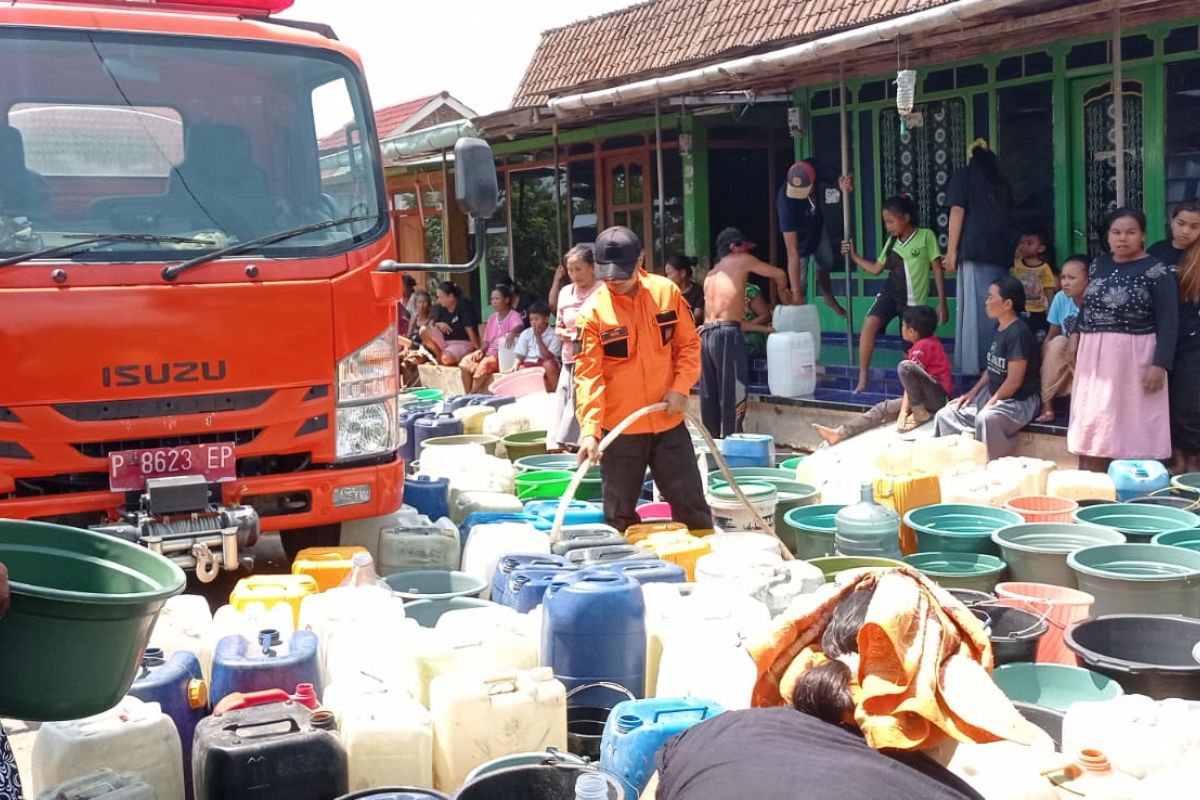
[
  {"xmin": 511, "ymin": 0, "xmax": 956, "ymax": 107},
  {"xmin": 318, "ymin": 91, "xmax": 476, "ymax": 151}
]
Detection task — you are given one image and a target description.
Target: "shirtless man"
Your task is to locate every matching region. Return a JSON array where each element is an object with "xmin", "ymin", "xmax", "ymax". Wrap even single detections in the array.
[{"xmin": 700, "ymin": 227, "xmax": 791, "ymax": 437}]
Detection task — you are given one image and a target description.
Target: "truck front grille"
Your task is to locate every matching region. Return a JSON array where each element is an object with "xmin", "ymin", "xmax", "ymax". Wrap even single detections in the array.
[
  {"xmin": 72, "ymin": 429, "xmax": 261, "ymax": 459},
  {"xmin": 54, "ymin": 390, "xmax": 274, "ymax": 421}
]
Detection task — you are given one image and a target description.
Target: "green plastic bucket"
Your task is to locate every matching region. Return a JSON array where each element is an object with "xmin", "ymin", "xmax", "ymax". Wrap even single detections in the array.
[
  {"xmin": 1072, "ymin": 503, "xmax": 1200, "ymax": 543},
  {"xmin": 502, "ymin": 430, "xmax": 549, "ymax": 461},
  {"xmin": 514, "ymin": 453, "xmax": 577, "ymax": 473},
  {"xmin": 781, "ymin": 504, "xmax": 844, "ymax": 560},
  {"xmin": 992, "ymin": 663, "xmax": 1123, "ymax": 712},
  {"xmin": 400, "ymin": 388, "xmax": 443, "ymax": 404},
  {"xmin": 1067, "ymin": 543, "xmax": 1200, "ymax": 617},
  {"xmin": 991, "ymin": 523, "xmax": 1127, "ymax": 588},
  {"xmin": 1152, "ymin": 529, "xmax": 1200, "ymax": 553},
  {"xmin": 780, "ymin": 456, "xmax": 806, "ymax": 473},
  {"xmin": 904, "ymin": 504, "xmax": 1023, "ymax": 556},
  {"xmin": 808, "ymin": 555, "xmax": 906, "ymax": 583},
  {"xmin": 384, "ymin": 570, "xmax": 488, "ymax": 601},
  {"xmin": 902, "ymin": 552, "xmax": 1008, "ymax": 592},
  {"xmin": 516, "ymin": 470, "xmax": 576, "ymax": 501},
  {"xmin": 0, "ymin": 520, "xmax": 186, "ymax": 721},
  {"xmin": 404, "ymin": 597, "xmax": 497, "ymax": 627}
]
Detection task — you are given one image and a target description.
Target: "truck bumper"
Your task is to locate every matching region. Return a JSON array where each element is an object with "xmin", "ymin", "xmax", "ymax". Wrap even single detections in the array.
[{"xmin": 0, "ymin": 454, "xmax": 405, "ymax": 532}]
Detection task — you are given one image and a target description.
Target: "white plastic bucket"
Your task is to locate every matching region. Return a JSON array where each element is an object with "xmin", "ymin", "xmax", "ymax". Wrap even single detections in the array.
[{"xmin": 705, "ymin": 482, "xmax": 777, "ymax": 533}]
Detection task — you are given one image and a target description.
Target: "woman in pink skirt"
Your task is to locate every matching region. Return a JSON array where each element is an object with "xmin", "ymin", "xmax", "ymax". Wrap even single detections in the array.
[{"xmin": 1068, "ymin": 209, "xmax": 1179, "ymax": 472}]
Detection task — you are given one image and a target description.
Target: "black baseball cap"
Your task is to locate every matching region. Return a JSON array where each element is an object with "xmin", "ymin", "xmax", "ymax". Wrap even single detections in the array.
[
  {"xmin": 594, "ymin": 226, "xmax": 643, "ymax": 280},
  {"xmin": 716, "ymin": 227, "xmax": 756, "ymax": 257}
]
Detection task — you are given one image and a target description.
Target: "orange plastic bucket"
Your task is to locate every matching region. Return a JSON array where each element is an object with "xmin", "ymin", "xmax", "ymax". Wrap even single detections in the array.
[
  {"xmin": 994, "ymin": 581, "xmax": 1094, "ymax": 665},
  {"xmin": 1005, "ymin": 495, "xmax": 1080, "ymax": 524}
]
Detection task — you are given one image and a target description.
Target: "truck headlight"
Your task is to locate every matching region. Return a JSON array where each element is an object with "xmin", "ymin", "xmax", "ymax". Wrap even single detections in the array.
[
  {"xmin": 337, "ymin": 326, "xmax": 397, "ymax": 403},
  {"xmin": 336, "ymin": 398, "xmax": 397, "ymax": 460}
]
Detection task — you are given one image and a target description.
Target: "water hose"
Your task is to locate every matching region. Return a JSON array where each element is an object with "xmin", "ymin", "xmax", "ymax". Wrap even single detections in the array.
[{"xmin": 549, "ymin": 402, "xmax": 794, "ymax": 561}]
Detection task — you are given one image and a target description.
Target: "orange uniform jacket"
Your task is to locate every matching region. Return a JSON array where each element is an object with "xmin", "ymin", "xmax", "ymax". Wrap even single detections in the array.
[{"xmin": 574, "ymin": 270, "xmax": 701, "ymax": 440}]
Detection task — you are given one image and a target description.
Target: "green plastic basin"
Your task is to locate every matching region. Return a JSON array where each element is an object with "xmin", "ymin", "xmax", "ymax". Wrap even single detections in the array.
[
  {"xmin": 780, "ymin": 456, "xmax": 806, "ymax": 473},
  {"xmin": 384, "ymin": 570, "xmax": 488, "ymax": 601},
  {"xmin": 808, "ymin": 555, "xmax": 906, "ymax": 583},
  {"xmin": 404, "ymin": 597, "xmax": 497, "ymax": 627},
  {"xmin": 781, "ymin": 504, "xmax": 844, "ymax": 560},
  {"xmin": 992, "ymin": 663, "xmax": 1123, "ymax": 712},
  {"xmin": 0, "ymin": 520, "xmax": 186, "ymax": 721},
  {"xmin": 902, "ymin": 552, "xmax": 1008, "ymax": 592},
  {"xmin": 904, "ymin": 504, "xmax": 1023, "ymax": 556},
  {"xmin": 706, "ymin": 467, "xmax": 796, "ymax": 485},
  {"xmin": 992, "ymin": 523, "xmax": 1126, "ymax": 588},
  {"xmin": 514, "ymin": 453, "xmax": 577, "ymax": 473},
  {"xmin": 1067, "ymin": 543, "xmax": 1200, "ymax": 617},
  {"xmin": 516, "ymin": 470, "xmax": 575, "ymax": 500},
  {"xmin": 502, "ymin": 430, "xmax": 549, "ymax": 461},
  {"xmin": 400, "ymin": 388, "xmax": 444, "ymax": 404},
  {"xmin": 1073, "ymin": 503, "xmax": 1200, "ymax": 543},
  {"xmin": 1152, "ymin": 529, "xmax": 1200, "ymax": 552}
]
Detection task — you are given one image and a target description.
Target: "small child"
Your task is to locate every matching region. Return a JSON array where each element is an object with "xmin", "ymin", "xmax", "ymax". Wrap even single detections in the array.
[
  {"xmin": 842, "ymin": 195, "xmax": 947, "ymax": 394},
  {"xmin": 1036, "ymin": 255, "xmax": 1090, "ymax": 423},
  {"xmin": 813, "ymin": 305, "xmax": 951, "ymax": 445},
  {"xmin": 508, "ymin": 300, "xmax": 562, "ymax": 392},
  {"xmin": 1011, "ymin": 228, "xmax": 1056, "ymax": 338}
]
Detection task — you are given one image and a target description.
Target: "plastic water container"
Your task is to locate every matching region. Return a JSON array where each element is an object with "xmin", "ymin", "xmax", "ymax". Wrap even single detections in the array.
[
  {"xmin": 429, "ymin": 667, "xmax": 567, "ymax": 790},
  {"xmin": 542, "ymin": 570, "xmax": 647, "ymax": 706},
  {"xmin": 583, "ymin": 560, "xmax": 687, "ymax": 586},
  {"xmin": 205, "ymin": 602, "xmax": 295, "ymax": 687},
  {"xmin": 297, "ymin": 584, "xmax": 409, "ymax": 685},
  {"xmin": 551, "ymin": 525, "xmax": 626, "ymax": 555},
  {"xmin": 229, "ymin": 574, "xmax": 318, "ymax": 627},
  {"xmin": 129, "ymin": 648, "xmax": 207, "ymax": 799},
  {"xmin": 719, "ymin": 434, "xmax": 775, "ymax": 468},
  {"xmin": 600, "ymin": 698, "xmax": 724, "ymax": 797},
  {"xmin": 323, "ymin": 681, "xmax": 434, "ymax": 791},
  {"xmin": 193, "ymin": 700, "xmax": 348, "ymax": 800},
  {"xmin": 704, "ymin": 531, "xmax": 783, "ymax": 556},
  {"xmin": 1047, "ymin": 470, "xmax": 1118, "ymax": 502},
  {"xmin": 835, "ymin": 483, "xmax": 902, "ymax": 558},
  {"xmin": 1108, "ymin": 460, "xmax": 1171, "ymax": 501},
  {"xmin": 566, "ymin": 544, "xmax": 657, "ymax": 567},
  {"xmin": 638, "ymin": 531, "xmax": 712, "ymax": 580},
  {"xmin": 626, "ymin": 522, "xmax": 689, "ymax": 545},
  {"xmin": 766, "ymin": 331, "xmax": 816, "ymax": 397},
  {"xmin": 209, "ymin": 628, "xmax": 322, "ymax": 707},
  {"xmin": 379, "ymin": 516, "xmax": 460, "ymax": 574},
  {"xmin": 526, "ymin": 499, "xmax": 606, "ymax": 527},
  {"xmin": 988, "ymin": 457, "xmax": 1056, "ymax": 497},
  {"xmin": 874, "ymin": 439, "xmax": 916, "ymax": 476},
  {"xmin": 422, "ymin": 453, "xmax": 516, "ymax": 495},
  {"xmin": 413, "ymin": 606, "xmax": 540, "ymax": 708},
  {"xmin": 503, "ymin": 566, "xmax": 578, "ymax": 613},
  {"xmin": 706, "ymin": 481, "xmax": 777, "ymax": 534},
  {"xmin": 913, "ymin": 434, "xmax": 988, "ymax": 477},
  {"xmin": 461, "ymin": 521, "xmax": 549, "ymax": 600},
  {"xmin": 32, "ymin": 697, "xmax": 185, "ymax": 800},
  {"xmin": 940, "ymin": 469, "xmax": 1022, "ymax": 508},
  {"xmin": 148, "ymin": 594, "xmax": 214, "ymax": 681},
  {"xmin": 404, "ymin": 476, "xmax": 451, "ymax": 522},
  {"xmin": 1062, "ymin": 696, "xmax": 1200, "ymax": 779},
  {"xmin": 339, "ymin": 505, "xmax": 423, "ymax": 559},
  {"xmin": 399, "ymin": 407, "xmax": 435, "ymax": 464},
  {"xmin": 772, "ymin": 303, "xmax": 821, "ymax": 347},
  {"xmin": 291, "ymin": 545, "xmax": 370, "ymax": 592},
  {"xmin": 414, "ymin": 413, "xmax": 464, "ymax": 454},
  {"xmin": 454, "ymin": 404, "xmax": 496, "ymax": 435},
  {"xmin": 450, "ymin": 490, "xmax": 525, "ymax": 526},
  {"xmin": 492, "ymin": 553, "xmax": 574, "ymax": 608},
  {"xmin": 35, "ymin": 769, "xmax": 158, "ymax": 800}
]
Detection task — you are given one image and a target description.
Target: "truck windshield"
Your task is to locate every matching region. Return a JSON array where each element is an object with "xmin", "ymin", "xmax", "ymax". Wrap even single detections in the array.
[{"xmin": 0, "ymin": 28, "xmax": 385, "ymax": 262}]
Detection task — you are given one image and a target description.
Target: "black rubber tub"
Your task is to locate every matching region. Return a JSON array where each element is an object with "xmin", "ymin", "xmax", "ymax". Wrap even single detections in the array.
[
  {"xmin": 1064, "ymin": 614, "xmax": 1200, "ymax": 700},
  {"xmin": 976, "ymin": 605, "xmax": 1049, "ymax": 666}
]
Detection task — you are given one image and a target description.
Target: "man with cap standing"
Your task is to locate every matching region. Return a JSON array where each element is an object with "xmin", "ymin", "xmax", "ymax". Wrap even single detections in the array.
[
  {"xmin": 779, "ymin": 160, "xmax": 848, "ymax": 317},
  {"xmin": 575, "ymin": 226, "xmax": 713, "ymax": 534},
  {"xmin": 700, "ymin": 227, "xmax": 790, "ymax": 438}
]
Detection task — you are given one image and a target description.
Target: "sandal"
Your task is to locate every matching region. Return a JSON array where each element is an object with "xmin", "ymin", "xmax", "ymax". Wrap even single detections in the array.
[{"xmin": 897, "ymin": 415, "xmax": 920, "ymax": 434}]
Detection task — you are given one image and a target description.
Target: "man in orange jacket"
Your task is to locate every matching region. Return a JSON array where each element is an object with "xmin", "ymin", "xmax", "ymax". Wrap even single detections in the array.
[{"xmin": 575, "ymin": 226, "xmax": 713, "ymax": 533}]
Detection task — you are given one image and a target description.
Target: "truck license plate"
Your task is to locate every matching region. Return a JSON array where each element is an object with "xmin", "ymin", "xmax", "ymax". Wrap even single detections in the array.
[{"xmin": 108, "ymin": 443, "xmax": 237, "ymax": 492}]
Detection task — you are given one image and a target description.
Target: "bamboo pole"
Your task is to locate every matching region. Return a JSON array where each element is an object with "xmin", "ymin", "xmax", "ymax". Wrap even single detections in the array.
[
  {"xmin": 655, "ymin": 98, "xmax": 667, "ymax": 268},
  {"xmin": 1112, "ymin": 4, "xmax": 1125, "ymax": 207},
  {"xmin": 840, "ymin": 68, "xmax": 854, "ymax": 366},
  {"xmin": 552, "ymin": 121, "xmax": 564, "ymax": 259}
]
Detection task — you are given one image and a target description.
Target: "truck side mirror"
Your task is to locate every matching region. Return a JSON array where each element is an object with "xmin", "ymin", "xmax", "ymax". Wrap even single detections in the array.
[{"xmin": 453, "ymin": 138, "xmax": 498, "ymax": 220}]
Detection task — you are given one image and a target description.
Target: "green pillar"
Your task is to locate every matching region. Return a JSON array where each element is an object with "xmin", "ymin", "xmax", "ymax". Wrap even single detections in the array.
[{"xmin": 681, "ymin": 115, "xmax": 711, "ymax": 268}]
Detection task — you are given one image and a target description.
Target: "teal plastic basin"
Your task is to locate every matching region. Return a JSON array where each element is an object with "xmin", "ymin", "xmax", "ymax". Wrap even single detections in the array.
[
  {"xmin": 904, "ymin": 504, "xmax": 1023, "ymax": 556},
  {"xmin": 0, "ymin": 520, "xmax": 186, "ymax": 721},
  {"xmin": 992, "ymin": 663, "xmax": 1123, "ymax": 712},
  {"xmin": 1073, "ymin": 503, "xmax": 1200, "ymax": 543},
  {"xmin": 706, "ymin": 467, "xmax": 796, "ymax": 485},
  {"xmin": 1067, "ymin": 543, "xmax": 1200, "ymax": 617},
  {"xmin": 902, "ymin": 552, "xmax": 1007, "ymax": 593},
  {"xmin": 1152, "ymin": 529, "xmax": 1200, "ymax": 553},
  {"xmin": 404, "ymin": 597, "xmax": 497, "ymax": 627},
  {"xmin": 384, "ymin": 570, "xmax": 488, "ymax": 602},
  {"xmin": 781, "ymin": 504, "xmax": 844, "ymax": 560},
  {"xmin": 992, "ymin": 523, "xmax": 1126, "ymax": 588}
]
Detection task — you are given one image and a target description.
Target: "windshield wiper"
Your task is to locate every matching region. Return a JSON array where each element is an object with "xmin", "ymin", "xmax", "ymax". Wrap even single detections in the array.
[
  {"xmin": 0, "ymin": 233, "xmax": 207, "ymax": 269},
  {"xmin": 162, "ymin": 215, "xmax": 378, "ymax": 281}
]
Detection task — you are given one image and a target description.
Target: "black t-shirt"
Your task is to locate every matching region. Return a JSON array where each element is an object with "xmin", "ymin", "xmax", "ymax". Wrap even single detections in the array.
[
  {"xmin": 681, "ymin": 282, "xmax": 705, "ymax": 317},
  {"xmin": 986, "ymin": 318, "xmax": 1039, "ymax": 400},
  {"xmin": 434, "ymin": 299, "xmax": 480, "ymax": 341},
  {"xmin": 655, "ymin": 708, "xmax": 984, "ymax": 800},
  {"xmin": 1148, "ymin": 239, "xmax": 1185, "ymax": 268},
  {"xmin": 776, "ymin": 184, "xmax": 824, "ymax": 258},
  {"xmin": 946, "ymin": 162, "xmax": 1014, "ymax": 268}
]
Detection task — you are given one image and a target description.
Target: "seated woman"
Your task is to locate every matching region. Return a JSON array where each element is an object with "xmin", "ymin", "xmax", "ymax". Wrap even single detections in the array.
[
  {"xmin": 420, "ymin": 281, "xmax": 481, "ymax": 366},
  {"xmin": 459, "ymin": 284, "xmax": 524, "ymax": 394},
  {"xmin": 934, "ymin": 276, "xmax": 1040, "ymax": 459},
  {"xmin": 647, "ymin": 568, "xmax": 1036, "ymax": 799},
  {"xmin": 506, "ymin": 300, "xmax": 561, "ymax": 392}
]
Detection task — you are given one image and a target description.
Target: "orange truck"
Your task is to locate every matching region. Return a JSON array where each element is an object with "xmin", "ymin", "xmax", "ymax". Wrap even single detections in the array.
[{"xmin": 0, "ymin": 0, "xmax": 496, "ymax": 579}]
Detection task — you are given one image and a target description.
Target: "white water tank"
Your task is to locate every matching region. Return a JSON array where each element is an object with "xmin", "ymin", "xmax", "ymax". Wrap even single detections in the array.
[
  {"xmin": 766, "ymin": 331, "xmax": 816, "ymax": 397},
  {"xmin": 772, "ymin": 304, "xmax": 821, "ymax": 356}
]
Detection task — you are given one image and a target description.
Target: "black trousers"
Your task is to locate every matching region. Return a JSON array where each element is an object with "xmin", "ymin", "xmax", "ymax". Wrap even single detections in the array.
[
  {"xmin": 699, "ymin": 321, "xmax": 748, "ymax": 440},
  {"xmin": 600, "ymin": 421, "xmax": 713, "ymax": 534}
]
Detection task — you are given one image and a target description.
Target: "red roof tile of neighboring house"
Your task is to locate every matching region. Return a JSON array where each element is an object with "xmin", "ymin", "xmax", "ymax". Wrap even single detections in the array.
[
  {"xmin": 511, "ymin": 0, "xmax": 955, "ymax": 107},
  {"xmin": 318, "ymin": 92, "xmax": 475, "ymax": 151}
]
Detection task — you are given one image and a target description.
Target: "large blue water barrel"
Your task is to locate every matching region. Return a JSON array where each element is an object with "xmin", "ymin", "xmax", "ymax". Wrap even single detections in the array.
[
  {"xmin": 585, "ymin": 560, "xmax": 686, "ymax": 585},
  {"xmin": 209, "ymin": 629, "xmax": 321, "ymax": 707},
  {"xmin": 130, "ymin": 648, "xmax": 208, "ymax": 800},
  {"xmin": 542, "ymin": 570, "xmax": 646, "ymax": 705},
  {"xmin": 492, "ymin": 553, "xmax": 572, "ymax": 606},
  {"xmin": 405, "ymin": 475, "xmax": 450, "ymax": 522},
  {"xmin": 413, "ymin": 413, "xmax": 463, "ymax": 456},
  {"xmin": 719, "ymin": 433, "xmax": 775, "ymax": 468},
  {"xmin": 503, "ymin": 566, "xmax": 579, "ymax": 613},
  {"xmin": 399, "ymin": 407, "xmax": 435, "ymax": 464}
]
